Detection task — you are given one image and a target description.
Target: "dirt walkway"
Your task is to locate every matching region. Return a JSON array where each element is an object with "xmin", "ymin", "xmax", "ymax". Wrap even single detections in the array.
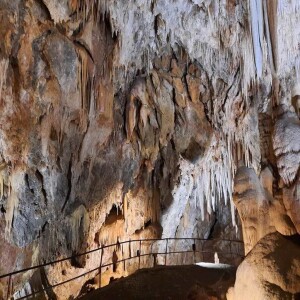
[{"xmin": 80, "ymin": 264, "xmax": 236, "ymax": 300}]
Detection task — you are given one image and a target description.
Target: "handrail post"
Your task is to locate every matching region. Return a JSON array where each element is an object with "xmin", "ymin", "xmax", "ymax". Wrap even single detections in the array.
[
  {"xmin": 153, "ymin": 253, "xmax": 157, "ymax": 268},
  {"xmin": 123, "ymin": 247, "xmax": 126, "ymax": 272},
  {"xmin": 0, "ymin": 237, "xmax": 244, "ymax": 300},
  {"xmin": 193, "ymin": 238, "xmax": 196, "ymax": 263},
  {"xmin": 98, "ymin": 247, "xmax": 104, "ymax": 288},
  {"xmin": 164, "ymin": 238, "xmax": 169, "ymax": 266},
  {"xmin": 122, "ymin": 244, "xmax": 125, "ymax": 271},
  {"xmin": 138, "ymin": 240, "xmax": 142, "ymax": 269},
  {"xmin": 6, "ymin": 274, "xmax": 11, "ymax": 300}
]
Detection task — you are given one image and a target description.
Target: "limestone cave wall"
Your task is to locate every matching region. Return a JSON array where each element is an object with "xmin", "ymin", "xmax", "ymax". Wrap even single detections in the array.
[{"xmin": 0, "ymin": 0, "xmax": 299, "ymax": 299}]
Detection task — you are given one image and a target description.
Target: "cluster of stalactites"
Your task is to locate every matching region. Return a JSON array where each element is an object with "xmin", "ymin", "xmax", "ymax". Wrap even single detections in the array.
[
  {"xmin": 193, "ymin": 136, "xmax": 236, "ymax": 226},
  {"xmin": 69, "ymin": 0, "xmax": 300, "ymax": 99},
  {"xmin": 71, "ymin": 0, "xmax": 107, "ymax": 19},
  {"xmin": 249, "ymin": 0, "xmax": 300, "ymax": 85},
  {"xmin": 59, "ymin": 0, "xmax": 297, "ymax": 226}
]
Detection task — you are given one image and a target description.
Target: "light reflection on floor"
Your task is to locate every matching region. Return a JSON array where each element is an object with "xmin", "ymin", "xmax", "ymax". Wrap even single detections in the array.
[{"xmin": 195, "ymin": 262, "xmax": 233, "ymax": 269}]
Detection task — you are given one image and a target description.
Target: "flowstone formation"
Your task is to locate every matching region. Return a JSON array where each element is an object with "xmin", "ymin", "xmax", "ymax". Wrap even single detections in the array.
[
  {"xmin": 233, "ymin": 166, "xmax": 297, "ymax": 255},
  {"xmin": 0, "ymin": 0, "xmax": 299, "ymax": 299},
  {"xmin": 227, "ymin": 233, "xmax": 300, "ymax": 300}
]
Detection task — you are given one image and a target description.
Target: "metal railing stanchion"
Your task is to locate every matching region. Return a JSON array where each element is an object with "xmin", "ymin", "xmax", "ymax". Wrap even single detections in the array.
[
  {"xmin": 121, "ymin": 244, "xmax": 126, "ymax": 271},
  {"xmin": 0, "ymin": 237, "xmax": 244, "ymax": 299},
  {"xmin": 6, "ymin": 274, "xmax": 11, "ymax": 300},
  {"xmin": 98, "ymin": 248, "xmax": 103, "ymax": 288},
  {"xmin": 164, "ymin": 238, "xmax": 169, "ymax": 266},
  {"xmin": 193, "ymin": 238, "xmax": 196, "ymax": 263},
  {"xmin": 138, "ymin": 240, "xmax": 142, "ymax": 269}
]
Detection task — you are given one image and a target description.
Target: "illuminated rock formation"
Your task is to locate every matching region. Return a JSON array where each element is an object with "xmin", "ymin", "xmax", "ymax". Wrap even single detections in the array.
[{"xmin": 227, "ymin": 232, "xmax": 300, "ymax": 300}]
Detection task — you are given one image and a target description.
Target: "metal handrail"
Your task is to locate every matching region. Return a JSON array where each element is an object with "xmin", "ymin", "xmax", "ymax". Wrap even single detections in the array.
[{"xmin": 0, "ymin": 237, "xmax": 244, "ymax": 299}]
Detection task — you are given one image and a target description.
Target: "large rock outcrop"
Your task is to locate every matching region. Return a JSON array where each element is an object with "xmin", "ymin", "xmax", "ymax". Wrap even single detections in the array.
[
  {"xmin": 233, "ymin": 166, "xmax": 296, "ymax": 254},
  {"xmin": 273, "ymin": 104, "xmax": 300, "ymax": 233},
  {"xmin": 227, "ymin": 232, "xmax": 300, "ymax": 300}
]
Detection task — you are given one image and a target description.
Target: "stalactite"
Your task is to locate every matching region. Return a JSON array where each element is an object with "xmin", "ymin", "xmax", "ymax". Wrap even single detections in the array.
[
  {"xmin": 4, "ymin": 173, "xmax": 23, "ymax": 239},
  {"xmin": 193, "ymin": 98, "xmax": 260, "ymax": 226},
  {"xmin": 278, "ymin": 0, "xmax": 300, "ymax": 15},
  {"xmin": 69, "ymin": 205, "xmax": 90, "ymax": 251},
  {"xmin": 263, "ymin": 0, "xmax": 275, "ymax": 74},
  {"xmin": 276, "ymin": 0, "xmax": 300, "ymax": 79},
  {"xmin": 241, "ymin": 37, "xmax": 256, "ymax": 99},
  {"xmin": 5, "ymin": 190, "xmax": 18, "ymax": 239},
  {"xmin": 0, "ymin": 59, "xmax": 8, "ymax": 103},
  {"xmin": 74, "ymin": 0, "xmax": 111, "ymax": 23},
  {"xmin": 249, "ymin": 0, "xmax": 264, "ymax": 78},
  {"xmin": 77, "ymin": 47, "xmax": 89, "ymax": 112},
  {"xmin": 0, "ymin": 162, "xmax": 6, "ymax": 198},
  {"xmin": 194, "ymin": 136, "xmax": 236, "ymax": 226}
]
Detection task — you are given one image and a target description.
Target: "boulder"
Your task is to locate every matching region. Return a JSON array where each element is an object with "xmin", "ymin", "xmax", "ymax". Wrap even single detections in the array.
[{"xmin": 227, "ymin": 232, "xmax": 300, "ymax": 300}]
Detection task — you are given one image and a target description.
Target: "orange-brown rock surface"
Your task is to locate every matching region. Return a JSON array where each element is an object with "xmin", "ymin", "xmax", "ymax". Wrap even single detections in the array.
[{"xmin": 227, "ymin": 232, "xmax": 300, "ymax": 300}]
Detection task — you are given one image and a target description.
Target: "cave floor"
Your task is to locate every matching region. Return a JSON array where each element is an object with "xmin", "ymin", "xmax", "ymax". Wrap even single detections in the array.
[{"xmin": 80, "ymin": 264, "xmax": 236, "ymax": 300}]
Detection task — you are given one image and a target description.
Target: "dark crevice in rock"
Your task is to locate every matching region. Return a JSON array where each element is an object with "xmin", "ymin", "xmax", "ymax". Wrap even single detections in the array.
[
  {"xmin": 105, "ymin": 204, "xmax": 124, "ymax": 226},
  {"xmin": 154, "ymin": 14, "xmax": 160, "ymax": 36},
  {"xmin": 38, "ymin": 0, "xmax": 53, "ymax": 21},
  {"xmin": 35, "ymin": 169, "xmax": 47, "ymax": 205},
  {"xmin": 221, "ymin": 66, "xmax": 240, "ymax": 113},
  {"xmin": 50, "ymin": 126, "xmax": 58, "ymax": 141},
  {"xmin": 207, "ymin": 215, "xmax": 218, "ymax": 240},
  {"xmin": 1, "ymin": 205, "xmax": 6, "ymax": 214},
  {"xmin": 182, "ymin": 139, "xmax": 205, "ymax": 163},
  {"xmin": 41, "ymin": 221, "xmax": 48, "ymax": 233},
  {"xmin": 25, "ymin": 173, "xmax": 34, "ymax": 194},
  {"xmin": 61, "ymin": 159, "xmax": 73, "ymax": 212},
  {"xmin": 74, "ymin": 39, "xmax": 94, "ymax": 63},
  {"xmin": 56, "ymin": 156, "xmax": 62, "ymax": 172},
  {"xmin": 134, "ymin": 219, "xmax": 155, "ymax": 234},
  {"xmin": 183, "ymin": 74, "xmax": 192, "ymax": 102},
  {"xmin": 150, "ymin": 0, "xmax": 156, "ymax": 13},
  {"xmin": 9, "ymin": 56, "xmax": 21, "ymax": 99}
]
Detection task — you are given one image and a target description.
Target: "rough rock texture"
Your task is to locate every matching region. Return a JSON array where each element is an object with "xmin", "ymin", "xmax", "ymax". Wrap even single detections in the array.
[
  {"xmin": 227, "ymin": 232, "xmax": 300, "ymax": 300},
  {"xmin": 233, "ymin": 166, "xmax": 296, "ymax": 254},
  {"xmin": 273, "ymin": 104, "xmax": 300, "ymax": 233},
  {"xmin": 0, "ymin": 0, "xmax": 299, "ymax": 299}
]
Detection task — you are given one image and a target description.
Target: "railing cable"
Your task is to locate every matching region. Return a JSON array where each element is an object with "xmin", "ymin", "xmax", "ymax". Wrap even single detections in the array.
[{"xmin": 0, "ymin": 237, "xmax": 244, "ymax": 299}]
